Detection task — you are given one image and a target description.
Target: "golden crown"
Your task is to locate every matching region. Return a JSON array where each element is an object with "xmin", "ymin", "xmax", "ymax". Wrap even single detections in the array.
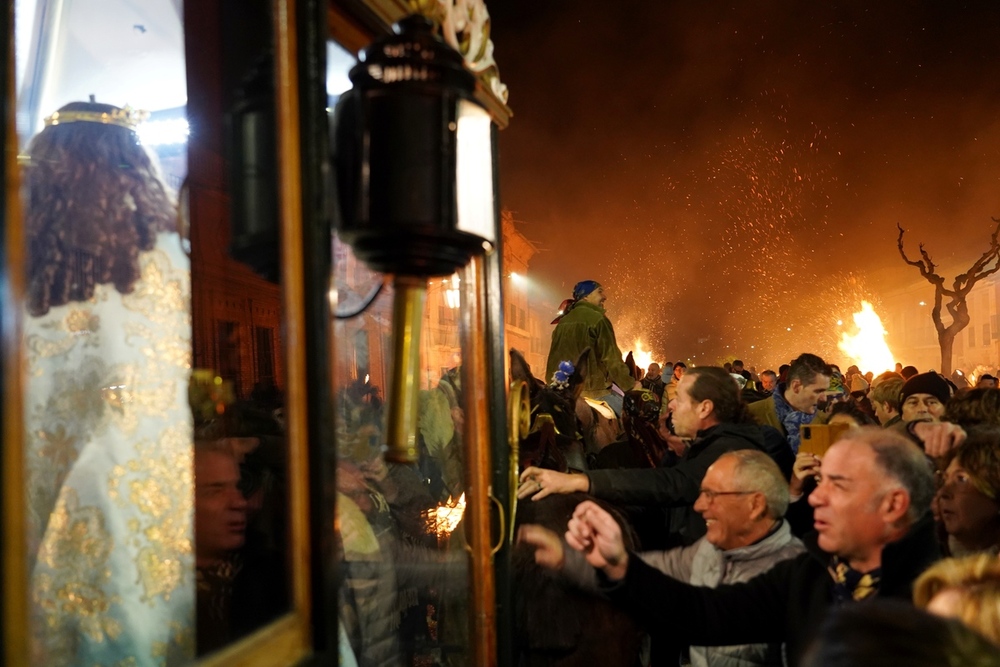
[{"xmin": 43, "ymin": 105, "xmax": 148, "ymax": 130}]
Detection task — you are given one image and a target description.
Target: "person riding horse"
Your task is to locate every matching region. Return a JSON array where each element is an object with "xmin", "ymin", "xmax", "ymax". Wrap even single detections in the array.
[{"xmin": 546, "ymin": 280, "xmax": 640, "ymax": 418}]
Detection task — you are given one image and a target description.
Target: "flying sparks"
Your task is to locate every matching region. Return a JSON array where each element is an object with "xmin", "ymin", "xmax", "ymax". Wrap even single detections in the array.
[
  {"xmin": 838, "ymin": 301, "xmax": 895, "ymax": 374},
  {"xmin": 602, "ymin": 91, "xmax": 844, "ymax": 368}
]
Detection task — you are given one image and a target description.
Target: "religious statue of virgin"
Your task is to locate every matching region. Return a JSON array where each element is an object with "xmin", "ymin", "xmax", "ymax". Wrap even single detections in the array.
[{"xmin": 22, "ymin": 100, "xmax": 194, "ymax": 665}]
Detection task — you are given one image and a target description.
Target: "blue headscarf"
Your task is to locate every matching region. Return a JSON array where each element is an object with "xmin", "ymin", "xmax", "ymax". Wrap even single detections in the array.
[
  {"xmin": 552, "ymin": 280, "xmax": 603, "ymax": 324},
  {"xmin": 572, "ymin": 280, "xmax": 601, "ymax": 301}
]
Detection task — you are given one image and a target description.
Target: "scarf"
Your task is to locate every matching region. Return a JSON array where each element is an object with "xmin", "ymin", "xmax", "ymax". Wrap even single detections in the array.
[
  {"xmin": 772, "ymin": 383, "xmax": 815, "ymax": 453},
  {"xmin": 828, "ymin": 555, "xmax": 881, "ymax": 603}
]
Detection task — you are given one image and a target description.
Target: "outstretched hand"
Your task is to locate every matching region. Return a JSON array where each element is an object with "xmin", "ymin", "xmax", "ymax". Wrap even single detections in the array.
[
  {"xmin": 517, "ymin": 524, "xmax": 566, "ymax": 570},
  {"xmin": 912, "ymin": 421, "xmax": 966, "ymax": 458},
  {"xmin": 565, "ymin": 500, "xmax": 629, "ymax": 580},
  {"xmin": 518, "ymin": 466, "xmax": 590, "ymax": 500}
]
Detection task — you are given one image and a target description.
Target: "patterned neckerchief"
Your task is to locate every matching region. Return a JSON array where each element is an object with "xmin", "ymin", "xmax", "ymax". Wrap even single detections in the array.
[
  {"xmin": 828, "ymin": 555, "xmax": 882, "ymax": 603},
  {"xmin": 772, "ymin": 383, "xmax": 815, "ymax": 453}
]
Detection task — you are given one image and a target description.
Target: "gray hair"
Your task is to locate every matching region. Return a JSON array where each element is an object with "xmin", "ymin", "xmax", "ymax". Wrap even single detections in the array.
[
  {"xmin": 723, "ymin": 449, "xmax": 790, "ymax": 519},
  {"xmin": 851, "ymin": 427, "xmax": 936, "ymax": 525}
]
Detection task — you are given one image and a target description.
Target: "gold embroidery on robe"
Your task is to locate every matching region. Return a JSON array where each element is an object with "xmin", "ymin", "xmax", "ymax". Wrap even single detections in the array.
[{"xmin": 25, "ymin": 236, "xmax": 194, "ymax": 666}]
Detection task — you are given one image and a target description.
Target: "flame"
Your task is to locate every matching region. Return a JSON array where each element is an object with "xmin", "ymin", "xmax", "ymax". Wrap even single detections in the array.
[
  {"xmin": 838, "ymin": 301, "xmax": 895, "ymax": 374},
  {"xmin": 631, "ymin": 339, "xmax": 658, "ymax": 374},
  {"xmin": 424, "ymin": 493, "xmax": 466, "ymax": 537}
]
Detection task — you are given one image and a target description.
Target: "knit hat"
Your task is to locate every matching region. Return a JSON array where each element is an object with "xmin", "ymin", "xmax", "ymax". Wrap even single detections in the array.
[
  {"xmin": 572, "ymin": 280, "xmax": 601, "ymax": 301},
  {"xmin": 900, "ymin": 371, "xmax": 952, "ymax": 406},
  {"xmin": 730, "ymin": 373, "xmax": 748, "ymax": 390},
  {"xmin": 900, "ymin": 365, "xmax": 919, "ymax": 380},
  {"xmin": 826, "ymin": 368, "xmax": 846, "ymax": 396},
  {"xmin": 850, "ymin": 375, "xmax": 870, "ymax": 394}
]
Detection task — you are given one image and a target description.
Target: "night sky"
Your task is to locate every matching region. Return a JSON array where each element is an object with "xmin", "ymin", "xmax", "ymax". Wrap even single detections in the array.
[{"xmin": 488, "ymin": 1, "xmax": 1000, "ymax": 368}]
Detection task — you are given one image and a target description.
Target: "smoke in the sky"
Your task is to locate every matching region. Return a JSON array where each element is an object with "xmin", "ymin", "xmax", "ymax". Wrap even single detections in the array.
[{"xmin": 490, "ymin": 1, "xmax": 1000, "ymax": 367}]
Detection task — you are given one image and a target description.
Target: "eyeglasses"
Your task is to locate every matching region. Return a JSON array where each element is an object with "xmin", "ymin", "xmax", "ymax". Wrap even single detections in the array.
[{"xmin": 698, "ymin": 489, "xmax": 755, "ymax": 503}]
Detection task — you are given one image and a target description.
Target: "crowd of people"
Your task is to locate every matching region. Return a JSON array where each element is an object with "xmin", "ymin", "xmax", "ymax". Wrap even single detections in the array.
[{"xmin": 514, "ymin": 279, "xmax": 1000, "ymax": 666}]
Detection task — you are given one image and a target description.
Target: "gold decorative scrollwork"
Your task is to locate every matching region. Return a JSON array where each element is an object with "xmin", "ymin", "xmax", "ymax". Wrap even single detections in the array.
[{"xmin": 408, "ymin": 0, "xmax": 509, "ymax": 104}]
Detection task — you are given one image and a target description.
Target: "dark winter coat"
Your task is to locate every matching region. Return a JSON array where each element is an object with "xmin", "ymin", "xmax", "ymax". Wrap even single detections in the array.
[
  {"xmin": 586, "ymin": 422, "xmax": 766, "ymax": 546},
  {"xmin": 600, "ymin": 512, "xmax": 941, "ymax": 667}
]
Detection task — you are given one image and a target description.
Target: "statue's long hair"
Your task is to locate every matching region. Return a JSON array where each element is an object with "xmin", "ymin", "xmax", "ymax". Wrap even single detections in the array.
[{"xmin": 24, "ymin": 101, "xmax": 176, "ymax": 316}]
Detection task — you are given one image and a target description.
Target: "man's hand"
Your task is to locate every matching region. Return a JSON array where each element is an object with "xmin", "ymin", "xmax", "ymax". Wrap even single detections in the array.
[
  {"xmin": 913, "ymin": 421, "xmax": 967, "ymax": 458},
  {"xmin": 518, "ymin": 466, "xmax": 590, "ymax": 500},
  {"xmin": 665, "ymin": 434, "xmax": 689, "ymax": 458},
  {"xmin": 790, "ymin": 451, "xmax": 821, "ymax": 498},
  {"xmin": 632, "ymin": 381, "xmax": 643, "ymax": 391},
  {"xmin": 565, "ymin": 500, "xmax": 629, "ymax": 580},
  {"xmin": 517, "ymin": 524, "xmax": 566, "ymax": 570}
]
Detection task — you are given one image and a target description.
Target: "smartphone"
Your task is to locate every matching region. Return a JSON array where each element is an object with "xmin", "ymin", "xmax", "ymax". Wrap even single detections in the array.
[{"xmin": 799, "ymin": 422, "xmax": 851, "ymax": 457}]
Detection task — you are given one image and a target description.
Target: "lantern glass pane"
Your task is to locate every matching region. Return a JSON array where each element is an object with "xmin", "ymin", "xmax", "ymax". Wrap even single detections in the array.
[
  {"xmin": 331, "ymin": 230, "xmax": 473, "ymax": 666},
  {"xmin": 456, "ymin": 99, "xmax": 496, "ymax": 244}
]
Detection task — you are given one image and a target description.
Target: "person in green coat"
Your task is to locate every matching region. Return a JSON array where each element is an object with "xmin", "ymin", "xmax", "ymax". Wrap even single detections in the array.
[{"xmin": 545, "ymin": 280, "xmax": 640, "ymax": 416}]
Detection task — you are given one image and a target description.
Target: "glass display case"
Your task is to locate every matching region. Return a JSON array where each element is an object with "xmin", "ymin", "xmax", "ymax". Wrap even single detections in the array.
[{"xmin": 1, "ymin": 1, "xmax": 513, "ymax": 665}]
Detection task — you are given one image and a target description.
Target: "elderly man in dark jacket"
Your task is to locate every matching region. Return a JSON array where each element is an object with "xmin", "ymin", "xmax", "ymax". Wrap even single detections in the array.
[
  {"xmin": 522, "ymin": 450, "xmax": 804, "ymax": 667},
  {"xmin": 558, "ymin": 427, "xmax": 939, "ymax": 667},
  {"xmin": 519, "ymin": 366, "xmax": 768, "ymax": 547}
]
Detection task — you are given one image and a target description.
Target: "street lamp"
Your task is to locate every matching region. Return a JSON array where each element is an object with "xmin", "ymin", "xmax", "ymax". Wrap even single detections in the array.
[{"xmin": 332, "ymin": 15, "xmax": 495, "ymax": 463}]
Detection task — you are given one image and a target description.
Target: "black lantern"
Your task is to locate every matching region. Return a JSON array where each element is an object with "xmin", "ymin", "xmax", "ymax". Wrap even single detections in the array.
[
  {"xmin": 228, "ymin": 54, "xmax": 280, "ymax": 282},
  {"xmin": 332, "ymin": 15, "xmax": 496, "ymax": 463},
  {"xmin": 332, "ymin": 14, "xmax": 495, "ymax": 277}
]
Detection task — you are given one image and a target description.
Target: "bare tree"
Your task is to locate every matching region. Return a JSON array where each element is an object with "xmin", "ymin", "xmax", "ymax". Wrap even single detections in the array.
[{"xmin": 897, "ymin": 219, "xmax": 1000, "ymax": 376}]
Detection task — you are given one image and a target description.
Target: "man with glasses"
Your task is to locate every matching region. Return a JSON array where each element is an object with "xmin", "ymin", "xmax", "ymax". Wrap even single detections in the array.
[
  {"xmin": 553, "ymin": 428, "xmax": 940, "ymax": 667},
  {"xmin": 520, "ymin": 449, "xmax": 803, "ymax": 667}
]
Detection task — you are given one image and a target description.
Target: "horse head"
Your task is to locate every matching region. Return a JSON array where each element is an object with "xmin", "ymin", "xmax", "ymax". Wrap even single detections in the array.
[{"xmin": 510, "ymin": 348, "xmax": 589, "ymax": 472}]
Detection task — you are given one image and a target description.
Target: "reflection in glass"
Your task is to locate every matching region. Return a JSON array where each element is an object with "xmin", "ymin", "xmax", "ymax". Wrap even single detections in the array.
[
  {"xmin": 333, "ymin": 233, "xmax": 471, "ymax": 667},
  {"xmin": 185, "ymin": 0, "xmax": 293, "ymax": 653},
  {"xmin": 193, "ymin": 409, "xmax": 288, "ymax": 654}
]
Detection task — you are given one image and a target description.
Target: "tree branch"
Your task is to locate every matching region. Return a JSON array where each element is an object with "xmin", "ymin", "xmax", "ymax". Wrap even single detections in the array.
[
  {"xmin": 897, "ymin": 223, "xmax": 945, "ymax": 287},
  {"xmin": 958, "ymin": 217, "xmax": 1000, "ymax": 291}
]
